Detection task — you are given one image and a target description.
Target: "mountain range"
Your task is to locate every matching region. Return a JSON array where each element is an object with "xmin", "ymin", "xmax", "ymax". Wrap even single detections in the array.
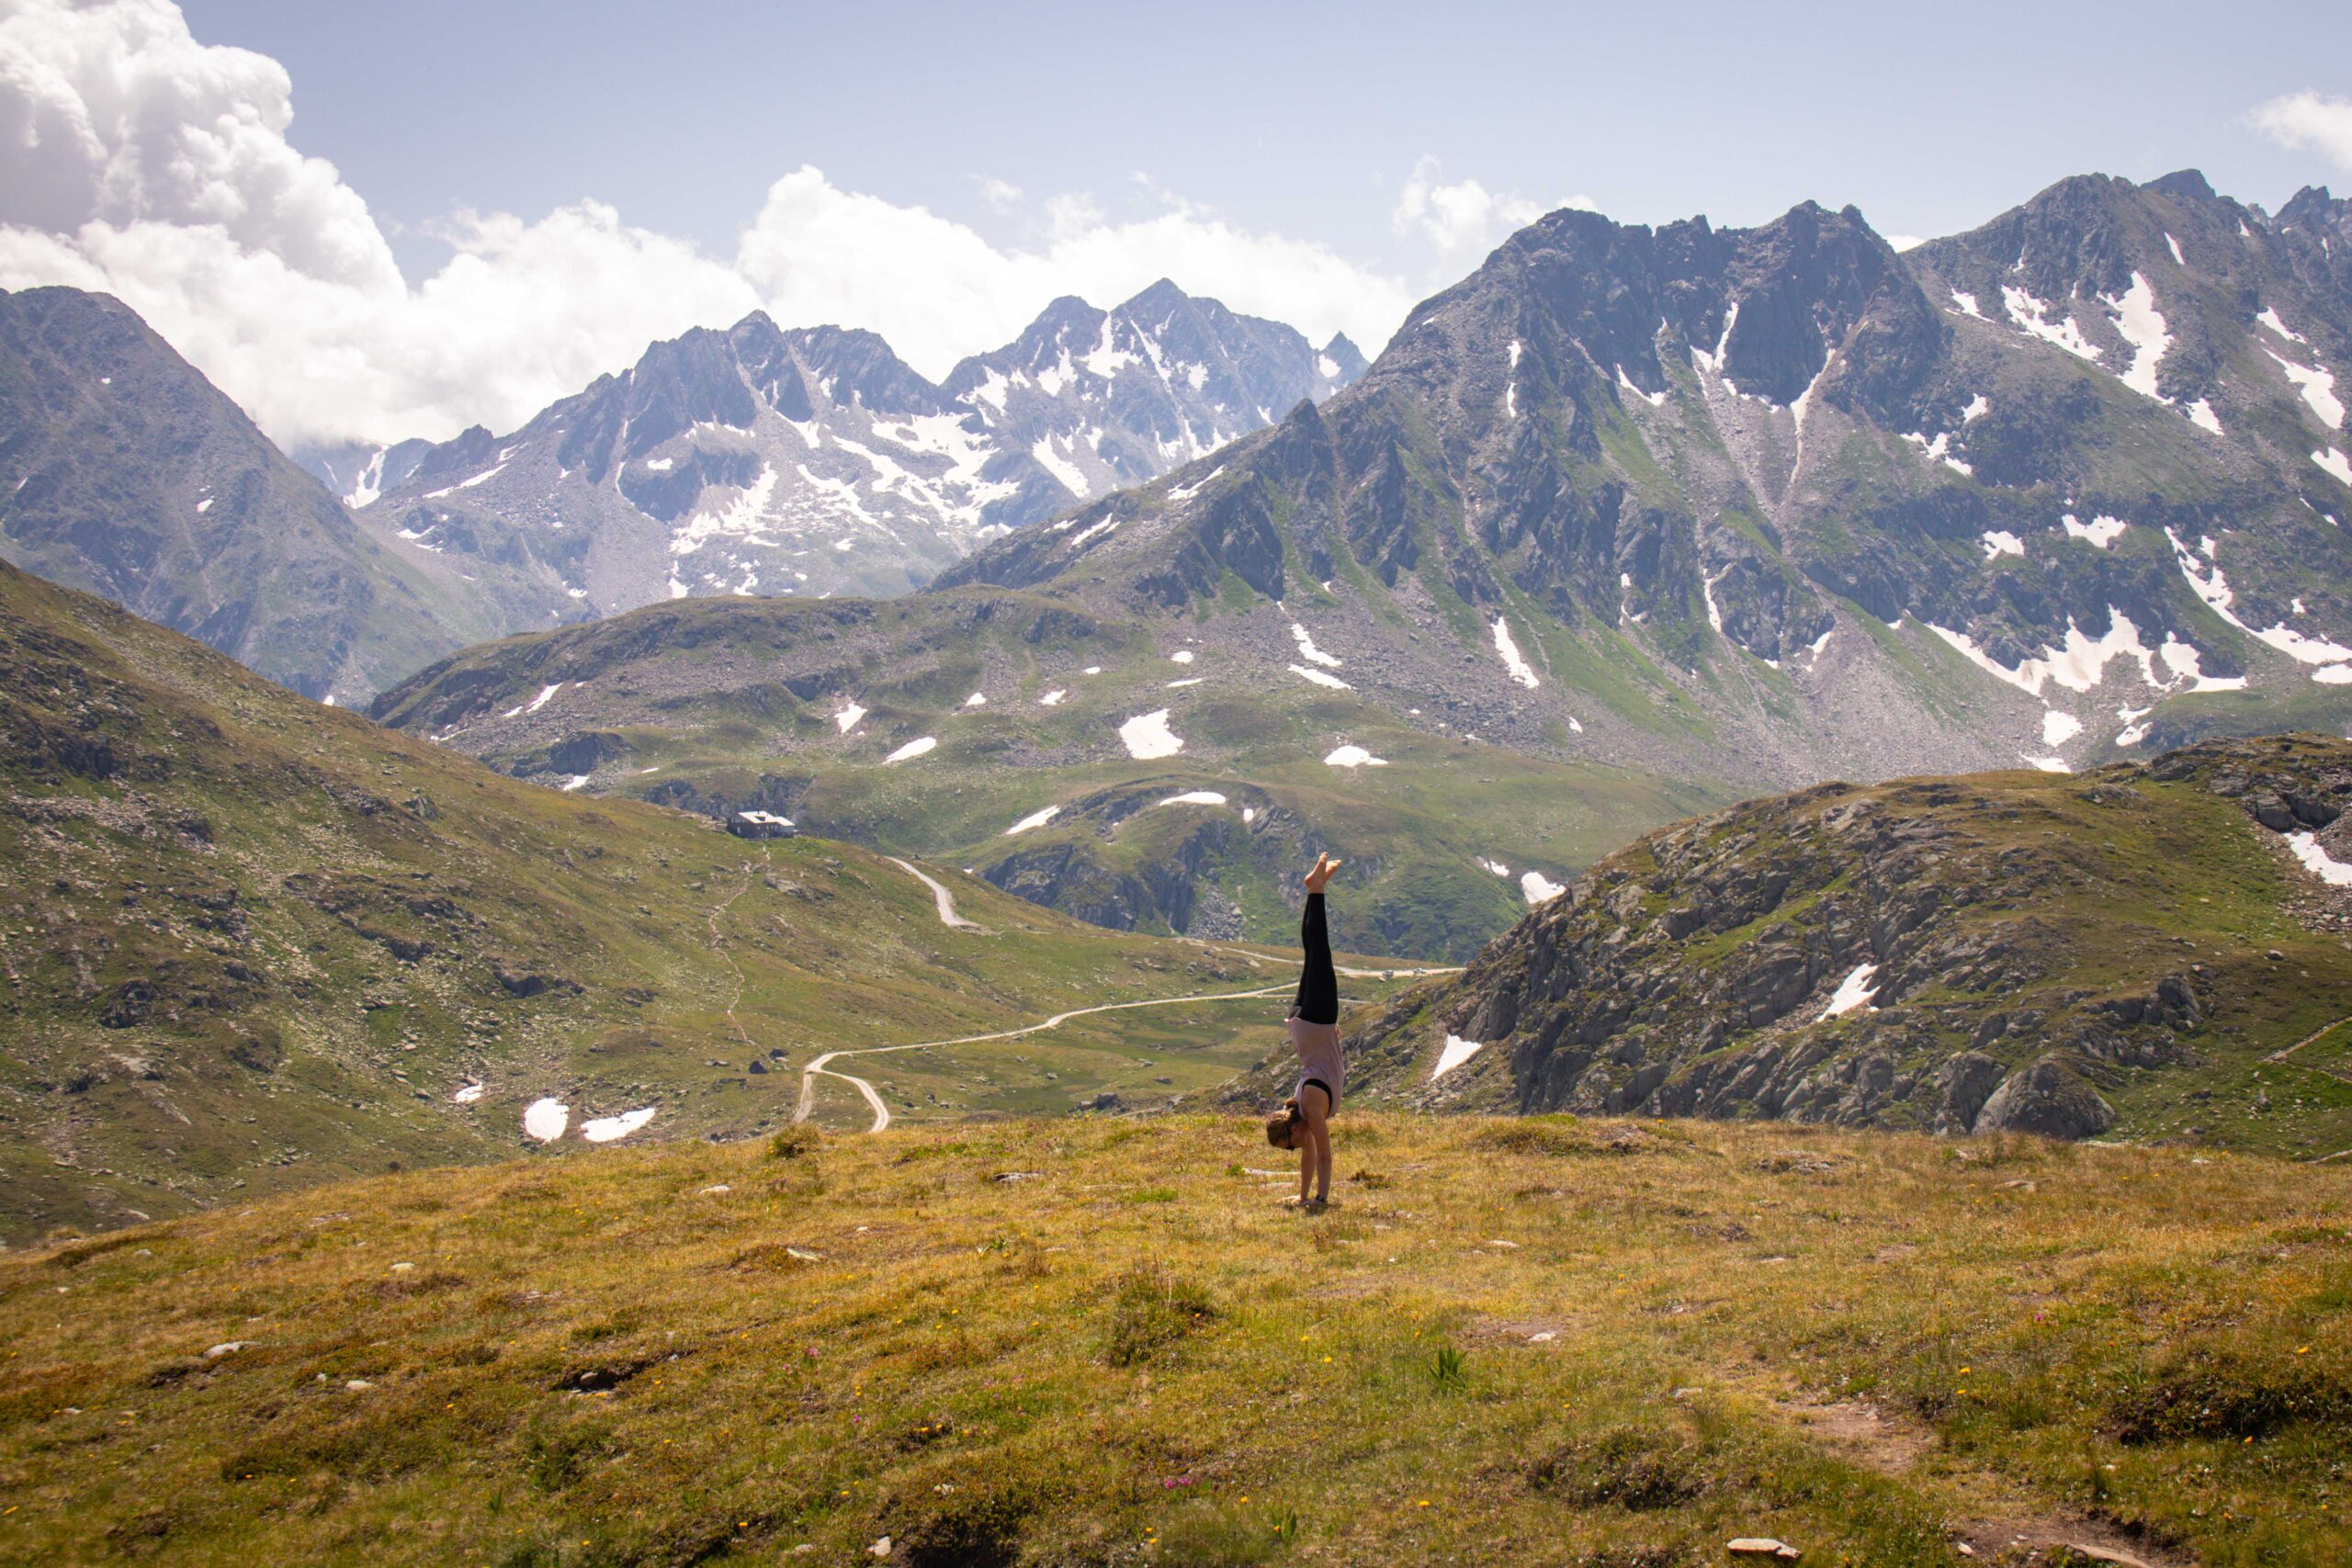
[
  {"xmin": 369, "ymin": 168, "xmax": 2352, "ymax": 954},
  {"xmin": 2, "ymin": 280, "xmax": 1358, "ymax": 705},
  {"xmin": 297, "ymin": 280, "xmax": 1363, "ymax": 623}
]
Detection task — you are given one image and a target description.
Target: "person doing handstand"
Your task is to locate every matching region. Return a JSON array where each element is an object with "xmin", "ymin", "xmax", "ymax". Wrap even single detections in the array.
[{"xmin": 1267, "ymin": 852, "xmax": 1343, "ymax": 1207}]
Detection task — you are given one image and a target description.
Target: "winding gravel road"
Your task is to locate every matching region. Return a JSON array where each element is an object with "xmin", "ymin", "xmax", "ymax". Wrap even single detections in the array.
[
  {"xmin": 888, "ymin": 857, "xmax": 986, "ymax": 931},
  {"xmin": 793, "ymin": 981, "xmax": 1299, "ymax": 1133}
]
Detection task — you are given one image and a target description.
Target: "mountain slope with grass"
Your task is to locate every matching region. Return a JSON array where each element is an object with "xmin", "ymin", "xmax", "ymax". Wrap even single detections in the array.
[
  {"xmin": 0, "ymin": 1113, "xmax": 2344, "ymax": 1566},
  {"xmin": 1320, "ymin": 733, "xmax": 2352, "ymax": 1157},
  {"xmin": 374, "ymin": 170, "xmax": 2352, "ymax": 961},
  {"xmin": 365, "ymin": 588, "xmax": 1734, "ymax": 963},
  {"xmin": 0, "ymin": 558, "xmax": 1439, "ymax": 1242},
  {"xmin": 942, "ymin": 172, "xmax": 2352, "ymax": 781},
  {"xmin": 0, "ymin": 287, "xmax": 511, "ymax": 704}
]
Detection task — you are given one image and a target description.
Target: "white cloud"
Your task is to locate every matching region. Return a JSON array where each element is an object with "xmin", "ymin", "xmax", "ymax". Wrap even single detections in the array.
[
  {"xmin": 0, "ymin": 0, "xmax": 1418, "ymax": 449},
  {"xmin": 977, "ymin": 177, "xmax": 1023, "ymax": 213},
  {"xmin": 1885, "ymin": 233, "xmax": 1926, "ymax": 253},
  {"xmin": 0, "ymin": 0, "xmax": 393, "ymax": 286},
  {"xmin": 1392, "ymin": 155, "xmax": 1590, "ymax": 273},
  {"xmin": 2252, "ymin": 91, "xmax": 2352, "ymax": 173},
  {"xmin": 738, "ymin": 169, "xmax": 1414, "ymax": 379}
]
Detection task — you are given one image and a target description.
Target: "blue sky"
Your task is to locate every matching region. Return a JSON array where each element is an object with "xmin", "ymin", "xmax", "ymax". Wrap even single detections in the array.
[
  {"xmin": 5, "ymin": 0, "xmax": 2347, "ymax": 446},
  {"xmin": 185, "ymin": 0, "xmax": 2349, "ymax": 272}
]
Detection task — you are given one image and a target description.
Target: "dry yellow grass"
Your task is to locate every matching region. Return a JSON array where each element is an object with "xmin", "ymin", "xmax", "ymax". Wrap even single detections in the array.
[{"xmin": 1, "ymin": 1113, "xmax": 2346, "ymax": 1565}]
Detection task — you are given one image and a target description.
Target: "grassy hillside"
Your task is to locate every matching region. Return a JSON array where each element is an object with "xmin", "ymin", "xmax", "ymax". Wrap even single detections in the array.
[
  {"xmin": 1326, "ymin": 734, "xmax": 2352, "ymax": 1159},
  {"xmin": 0, "ymin": 1115, "xmax": 2344, "ymax": 1565},
  {"xmin": 0, "ymin": 560, "xmax": 1428, "ymax": 1242},
  {"xmin": 368, "ymin": 590, "xmax": 1738, "ymax": 963}
]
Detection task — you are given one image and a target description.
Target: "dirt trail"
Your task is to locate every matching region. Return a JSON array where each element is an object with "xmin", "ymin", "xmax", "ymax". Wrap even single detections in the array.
[
  {"xmin": 1769, "ymin": 1392, "xmax": 2193, "ymax": 1567},
  {"xmin": 707, "ymin": 850, "xmax": 766, "ymax": 1055},
  {"xmin": 887, "ymin": 857, "xmax": 986, "ymax": 931},
  {"xmin": 793, "ymin": 982, "xmax": 1296, "ymax": 1133},
  {"xmin": 797, "ymin": 1049, "xmax": 896, "ymax": 1131},
  {"xmin": 2267, "ymin": 1012, "xmax": 2352, "ymax": 1065},
  {"xmin": 1195, "ymin": 942, "xmax": 1463, "ymax": 981}
]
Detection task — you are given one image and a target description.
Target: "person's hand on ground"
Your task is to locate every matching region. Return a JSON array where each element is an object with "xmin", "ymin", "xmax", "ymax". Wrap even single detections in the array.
[{"xmin": 1303, "ymin": 852, "xmax": 1341, "ymax": 894}]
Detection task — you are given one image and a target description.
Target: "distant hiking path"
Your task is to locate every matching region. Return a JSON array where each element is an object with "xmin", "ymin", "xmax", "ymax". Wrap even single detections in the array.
[
  {"xmin": 786, "ymin": 872, "xmax": 1464, "ymax": 1133},
  {"xmin": 888, "ymin": 857, "xmax": 985, "ymax": 931},
  {"xmin": 792, "ymin": 981, "xmax": 1301, "ymax": 1133}
]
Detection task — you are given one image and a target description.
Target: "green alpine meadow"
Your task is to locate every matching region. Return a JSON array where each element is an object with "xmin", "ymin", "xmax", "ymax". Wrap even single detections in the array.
[{"xmin": 4, "ymin": 6, "xmax": 2352, "ymax": 1562}]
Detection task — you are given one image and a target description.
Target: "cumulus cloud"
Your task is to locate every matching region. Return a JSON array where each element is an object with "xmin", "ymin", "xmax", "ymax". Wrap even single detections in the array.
[
  {"xmin": 739, "ymin": 167, "xmax": 1412, "ymax": 379},
  {"xmin": 2252, "ymin": 91, "xmax": 2352, "ymax": 173},
  {"xmin": 1391, "ymin": 155, "xmax": 1592, "ymax": 274},
  {"xmin": 0, "ymin": 0, "xmax": 393, "ymax": 285},
  {"xmin": 0, "ymin": 0, "xmax": 1418, "ymax": 449}
]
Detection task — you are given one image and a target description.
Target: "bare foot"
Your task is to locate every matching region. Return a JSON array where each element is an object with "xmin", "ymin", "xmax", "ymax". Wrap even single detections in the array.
[{"xmin": 1304, "ymin": 852, "xmax": 1342, "ymax": 894}]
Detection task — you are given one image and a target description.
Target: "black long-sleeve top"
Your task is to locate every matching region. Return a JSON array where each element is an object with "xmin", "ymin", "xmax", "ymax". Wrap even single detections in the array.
[{"xmin": 1290, "ymin": 892, "xmax": 1339, "ymax": 1026}]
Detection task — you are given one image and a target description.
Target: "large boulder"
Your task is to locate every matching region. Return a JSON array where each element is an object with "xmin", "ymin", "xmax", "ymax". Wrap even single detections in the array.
[
  {"xmin": 1973, "ymin": 1056, "xmax": 2114, "ymax": 1141},
  {"xmin": 1933, "ymin": 1051, "xmax": 2008, "ymax": 1133}
]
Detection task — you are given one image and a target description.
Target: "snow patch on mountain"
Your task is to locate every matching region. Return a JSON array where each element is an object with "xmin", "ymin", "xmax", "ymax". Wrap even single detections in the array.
[
  {"xmin": 2257, "ymin": 307, "xmax": 2307, "ymax": 344},
  {"xmin": 582, "ymin": 1108, "xmax": 657, "ymax": 1144},
  {"xmin": 1614, "ymin": 365, "xmax": 1668, "ymax": 407},
  {"xmin": 2288, "ymin": 831, "xmax": 2352, "ymax": 886},
  {"xmin": 1902, "ymin": 429, "xmax": 1972, "ymax": 476},
  {"xmin": 1929, "ymin": 611, "xmax": 2162, "ymax": 696},
  {"xmin": 1492, "ymin": 616, "xmax": 1540, "ymax": 688},
  {"xmin": 2265, "ymin": 348, "xmax": 2344, "ymax": 429},
  {"xmin": 1290, "ymin": 623, "xmax": 1341, "ymax": 668},
  {"xmin": 2100, "ymin": 273, "xmax": 2171, "ymax": 400},
  {"xmin": 1432, "ymin": 1034, "xmax": 1486, "ymax": 1078},
  {"xmin": 1821, "ymin": 963, "xmax": 1879, "ymax": 1019},
  {"xmin": 2002, "ymin": 287, "xmax": 2101, "ymax": 362},
  {"xmin": 1119, "ymin": 710, "xmax": 1183, "ymax": 760},
  {"xmin": 2063, "ymin": 513, "xmax": 2128, "ymax": 548},
  {"xmin": 1166, "ymin": 465, "xmax": 1224, "ymax": 502}
]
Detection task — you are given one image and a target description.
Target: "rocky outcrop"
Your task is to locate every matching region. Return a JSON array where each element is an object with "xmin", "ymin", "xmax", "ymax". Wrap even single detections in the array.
[
  {"xmin": 1973, "ymin": 1056, "xmax": 2114, "ymax": 1139},
  {"xmin": 1337, "ymin": 734, "xmax": 2352, "ymax": 1142}
]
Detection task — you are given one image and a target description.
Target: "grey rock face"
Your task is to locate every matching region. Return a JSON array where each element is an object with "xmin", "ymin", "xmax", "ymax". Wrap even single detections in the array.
[
  {"xmin": 1934, "ymin": 1051, "xmax": 2009, "ymax": 1133},
  {"xmin": 1973, "ymin": 1056, "xmax": 2115, "ymax": 1140},
  {"xmin": 352, "ymin": 281, "xmax": 1361, "ymax": 629},
  {"xmin": 938, "ymin": 170, "xmax": 2352, "ymax": 793}
]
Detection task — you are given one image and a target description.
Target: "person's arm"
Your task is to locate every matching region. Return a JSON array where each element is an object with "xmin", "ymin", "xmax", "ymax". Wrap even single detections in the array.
[{"xmin": 1293, "ymin": 856, "xmax": 1340, "ymax": 1026}]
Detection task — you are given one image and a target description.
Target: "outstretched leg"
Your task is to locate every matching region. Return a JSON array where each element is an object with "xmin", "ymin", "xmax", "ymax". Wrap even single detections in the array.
[{"xmin": 1293, "ymin": 887, "xmax": 1339, "ymax": 1028}]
